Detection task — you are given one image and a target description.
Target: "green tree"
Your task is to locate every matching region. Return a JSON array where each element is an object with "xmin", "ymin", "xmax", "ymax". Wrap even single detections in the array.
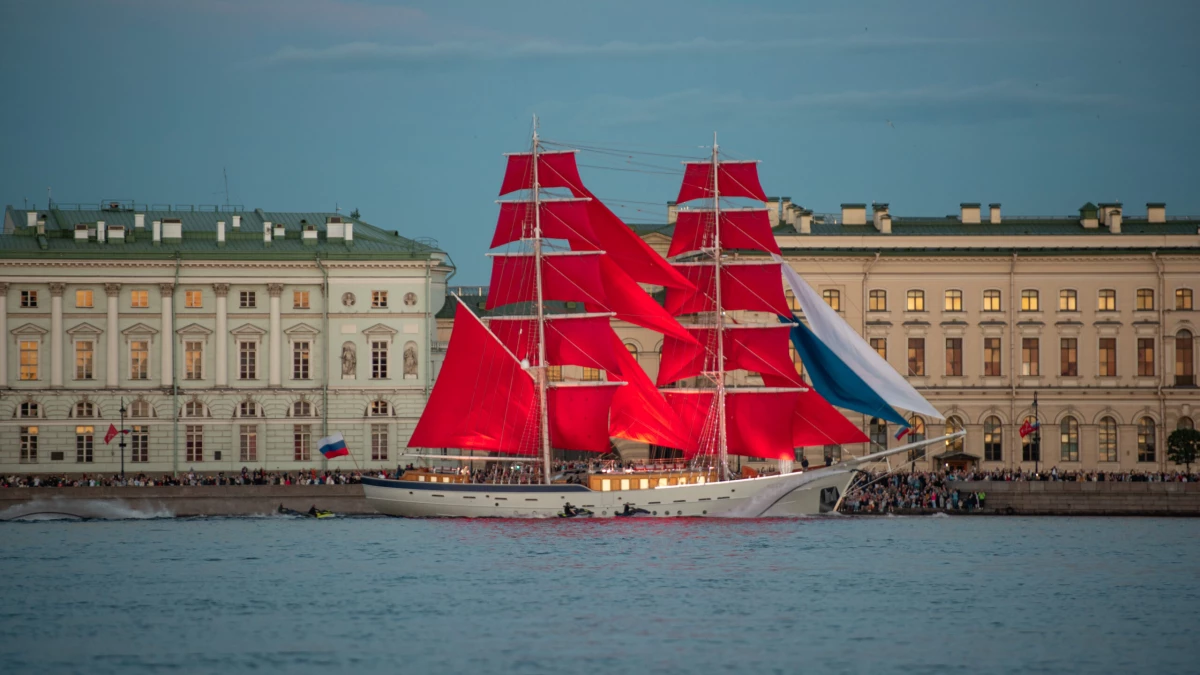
[
  {"xmin": 350, "ymin": 208, "xmax": 360, "ymax": 219},
  {"xmin": 1167, "ymin": 428, "xmax": 1200, "ymax": 474}
]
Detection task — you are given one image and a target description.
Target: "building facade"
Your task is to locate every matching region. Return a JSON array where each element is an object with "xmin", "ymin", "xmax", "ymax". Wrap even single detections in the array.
[
  {"xmin": 443, "ymin": 199, "xmax": 1200, "ymax": 472},
  {"xmin": 1, "ymin": 203, "xmax": 451, "ymax": 475}
]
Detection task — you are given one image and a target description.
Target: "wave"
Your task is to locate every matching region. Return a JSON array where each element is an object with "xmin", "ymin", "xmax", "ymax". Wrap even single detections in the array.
[{"xmin": 0, "ymin": 497, "xmax": 174, "ymax": 522}]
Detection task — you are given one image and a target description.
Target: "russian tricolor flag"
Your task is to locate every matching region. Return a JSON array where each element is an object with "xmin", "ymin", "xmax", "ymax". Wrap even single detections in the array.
[
  {"xmin": 318, "ymin": 432, "xmax": 350, "ymax": 458},
  {"xmin": 894, "ymin": 426, "xmax": 911, "ymax": 441}
]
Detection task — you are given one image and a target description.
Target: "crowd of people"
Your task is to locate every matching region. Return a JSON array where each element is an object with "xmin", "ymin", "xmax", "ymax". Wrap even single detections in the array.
[
  {"xmin": 0, "ymin": 467, "xmax": 371, "ymax": 488},
  {"xmin": 932, "ymin": 467, "xmax": 1198, "ymax": 483}
]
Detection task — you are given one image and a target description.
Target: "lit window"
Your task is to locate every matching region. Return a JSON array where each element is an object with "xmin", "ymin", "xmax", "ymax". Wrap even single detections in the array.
[
  {"xmin": 130, "ymin": 340, "xmax": 149, "ymax": 380},
  {"xmin": 1060, "ymin": 417, "xmax": 1079, "ymax": 462},
  {"xmin": 370, "ymin": 400, "xmax": 391, "ymax": 416},
  {"xmin": 184, "ymin": 341, "xmax": 203, "ymax": 380},
  {"xmin": 20, "ymin": 290, "xmax": 38, "ymax": 308},
  {"xmin": 1060, "ymin": 338, "xmax": 1078, "ymax": 377},
  {"xmin": 869, "ymin": 418, "xmax": 888, "ymax": 448},
  {"xmin": 240, "ymin": 425, "xmax": 257, "ymax": 462},
  {"xmin": 76, "ymin": 426, "xmax": 94, "ymax": 463},
  {"xmin": 1022, "ymin": 338, "xmax": 1039, "ymax": 376},
  {"xmin": 75, "ymin": 289, "xmax": 93, "ymax": 308},
  {"xmin": 294, "ymin": 425, "xmax": 312, "ymax": 461},
  {"xmin": 625, "ymin": 344, "xmax": 638, "ymax": 360},
  {"xmin": 293, "ymin": 341, "xmax": 311, "ymax": 380},
  {"xmin": 75, "ymin": 340, "xmax": 94, "ymax": 380},
  {"xmin": 1021, "ymin": 290, "xmax": 1039, "ymax": 312},
  {"xmin": 785, "ymin": 290, "xmax": 800, "ymax": 312},
  {"xmin": 293, "ymin": 290, "xmax": 310, "ymax": 309},
  {"xmin": 186, "ymin": 425, "xmax": 203, "ymax": 462},
  {"xmin": 130, "ymin": 290, "xmax": 149, "ymax": 308},
  {"xmin": 945, "ymin": 337, "xmax": 962, "ymax": 376},
  {"xmin": 868, "ymin": 290, "xmax": 887, "ymax": 312},
  {"xmin": 1099, "ymin": 338, "xmax": 1117, "ymax": 377},
  {"xmin": 240, "ymin": 291, "xmax": 256, "ymax": 309},
  {"xmin": 372, "ymin": 424, "xmax": 388, "ymax": 461},
  {"xmin": 906, "ymin": 290, "xmax": 924, "ymax": 312},
  {"xmin": 1137, "ymin": 417, "xmax": 1156, "ymax": 462},
  {"xmin": 183, "ymin": 401, "xmax": 206, "ymax": 418},
  {"xmin": 1136, "ymin": 288, "xmax": 1154, "ymax": 311},
  {"xmin": 1098, "ymin": 417, "xmax": 1118, "ymax": 462},
  {"xmin": 546, "ymin": 365, "xmax": 562, "ymax": 382},
  {"xmin": 372, "ymin": 291, "xmax": 388, "ymax": 308},
  {"xmin": 1021, "ymin": 416, "xmax": 1040, "ymax": 463},
  {"xmin": 907, "ymin": 338, "xmax": 924, "ymax": 376},
  {"xmin": 582, "ymin": 367, "xmax": 600, "ymax": 381},
  {"xmin": 19, "ymin": 341, "xmax": 39, "ymax": 380},
  {"xmin": 870, "ymin": 338, "xmax": 886, "ymax": 361},
  {"xmin": 945, "ymin": 417, "xmax": 964, "ymax": 453},
  {"xmin": 293, "ymin": 401, "xmax": 313, "ymax": 417},
  {"xmin": 906, "ymin": 417, "xmax": 926, "ymax": 461},
  {"xmin": 74, "ymin": 401, "xmax": 95, "ymax": 418},
  {"xmin": 822, "ymin": 289, "xmax": 840, "ymax": 311},
  {"xmin": 1176, "ymin": 288, "xmax": 1193, "ymax": 310},
  {"xmin": 1098, "ymin": 289, "xmax": 1116, "ymax": 311},
  {"xmin": 1059, "ymin": 289, "xmax": 1078, "ymax": 311},
  {"xmin": 239, "ymin": 341, "xmax": 258, "ymax": 379},
  {"xmin": 983, "ymin": 289, "xmax": 1002, "ymax": 312},
  {"xmin": 984, "ymin": 337, "xmax": 1002, "ymax": 376},
  {"xmin": 130, "ymin": 400, "xmax": 152, "ymax": 418},
  {"xmin": 371, "ymin": 341, "xmax": 389, "ymax": 379},
  {"xmin": 1176, "ymin": 330, "xmax": 1194, "ymax": 386},
  {"xmin": 944, "ymin": 290, "xmax": 962, "ymax": 312},
  {"xmin": 1138, "ymin": 338, "xmax": 1155, "ymax": 377},
  {"xmin": 20, "ymin": 426, "xmax": 38, "ymax": 464},
  {"xmin": 185, "ymin": 289, "xmax": 203, "ymax": 308}
]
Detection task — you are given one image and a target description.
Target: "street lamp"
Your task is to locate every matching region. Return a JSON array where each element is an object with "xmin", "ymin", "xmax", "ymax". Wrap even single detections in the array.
[{"xmin": 119, "ymin": 398, "xmax": 127, "ymax": 481}]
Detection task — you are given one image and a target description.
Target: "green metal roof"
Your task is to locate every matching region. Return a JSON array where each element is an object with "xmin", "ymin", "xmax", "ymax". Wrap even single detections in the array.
[{"xmin": 2, "ymin": 205, "xmax": 444, "ymax": 261}]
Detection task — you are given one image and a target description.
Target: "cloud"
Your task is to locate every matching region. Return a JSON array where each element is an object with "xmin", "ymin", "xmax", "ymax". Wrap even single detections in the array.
[{"xmin": 256, "ymin": 34, "xmax": 984, "ymax": 69}]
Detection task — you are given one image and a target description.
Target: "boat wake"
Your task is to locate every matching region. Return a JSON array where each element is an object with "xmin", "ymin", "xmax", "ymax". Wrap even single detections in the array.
[{"xmin": 0, "ymin": 498, "xmax": 174, "ymax": 521}]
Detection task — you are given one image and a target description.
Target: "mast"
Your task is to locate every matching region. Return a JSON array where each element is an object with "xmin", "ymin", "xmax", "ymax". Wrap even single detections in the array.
[
  {"xmin": 532, "ymin": 116, "xmax": 553, "ymax": 484},
  {"xmin": 711, "ymin": 132, "xmax": 729, "ymax": 482}
]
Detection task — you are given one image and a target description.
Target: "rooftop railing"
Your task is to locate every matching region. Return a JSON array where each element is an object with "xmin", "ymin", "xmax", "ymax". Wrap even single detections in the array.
[{"xmin": 49, "ymin": 202, "xmax": 246, "ymax": 213}]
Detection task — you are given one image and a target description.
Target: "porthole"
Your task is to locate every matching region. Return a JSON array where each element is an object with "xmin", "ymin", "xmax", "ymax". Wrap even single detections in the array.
[{"xmin": 702, "ymin": 510, "xmax": 707, "ymax": 515}]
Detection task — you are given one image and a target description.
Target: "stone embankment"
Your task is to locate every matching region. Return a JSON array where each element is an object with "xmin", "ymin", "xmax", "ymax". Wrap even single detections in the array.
[
  {"xmin": 0, "ymin": 484, "xmax": 371, "ymax": 519},
  {"xmin": 965, "ymin": 480, "xmax": 1200, "ymax": 516}
]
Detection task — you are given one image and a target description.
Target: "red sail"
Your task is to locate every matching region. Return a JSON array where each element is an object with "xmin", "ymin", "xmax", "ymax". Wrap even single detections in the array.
[
  {"xmin": 572, "ymin": 186, "xmax": 694, "ymax": 290},
  {"xmin": 499, "ymin": 151, "xmax": 585, "ymax": 196},
  {"xmin": 489, "ymin": 315, "xmax": 622, "ymax": 373},
  {"xmin": 486, "ymin": 253, "xmax": 608, "ymax": 309},
  {"xmin": 491, "ymin": 199, "xmax": 599, "ymax": 249},
  {"xmin": 791, "ymin": 389, "xmax": 870, "ymax": 448},
  {"xmin": 665, "ymin": 263, "xmax": 791, "ymax": 316},
  {"xmin": 547, "ymin": 383, "xmax": 621, "ymax": 452},
  {"xmin": 607, "ymin": 331, "xmax": 695, "ymax": 452},
  {"xmin": 657, "ymin": 325, "xmax": 800, "ymax": 386},
  {"xmin": 588, "ymin": 255, "xmax": 699, "ymax": 344},
  {"xmin": 676, "ymin": 161, "xmax": 768, "ymax": 203},
  {"xmin": 664, "ymin": 390, "xmax": 802, "ymax": 460},
  {"xmin": 668, "ymin": 209, "xmax": 781, "ymax": 257},
  {"xmin": 408, "ymin": 304, "xmax": 536, "ymax": 453}
]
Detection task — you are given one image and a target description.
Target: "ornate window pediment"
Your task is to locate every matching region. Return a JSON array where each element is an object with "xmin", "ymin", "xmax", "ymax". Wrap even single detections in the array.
[
  {"xmin": 10, "ymin": 323, "xmax": 49, "ymax": 342},
  {"xmin": 283, "ymin": 322, "xmax": 321, "ymax": 338},
  {"xmin": 65, "ymin": 322, "xmax": 104, "ymax": 338},
  {"xmin": 362, "ymin": 323, "xmax": 398, "ymax": 344},
  {"xmin": 230, "ymin": 323, "xmax": 268, "ymax": 341},
  {"xmin": 121, "ymin": 322, "xmax": 159, "ymax": 339}
]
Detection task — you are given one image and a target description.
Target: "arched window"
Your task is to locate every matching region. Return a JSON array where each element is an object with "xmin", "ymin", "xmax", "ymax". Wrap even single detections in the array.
[
  {"xmin": 906, "ymin": 416, "xmax": 926, "ymax": 461},
  {"xmin": 130, "ymin": 401, "xmax": 152, "ymax": 418},
  {"xmin": 1098, "ymin": 289, "xmax": 1116, "ymax": 311},
  {"xmin": 944, "ymin": 289, "xmax": 963, "ymax": 312},
  {"xmin": 1136, "ymin": 288, "xmax": 1155, "ymax": 311},
  {"xmin": 1176, "ymin": 330, "xmax": 1194, "ymax": 386},
  {"xmin": 1059, "ymin": 417, "xmax": 1079, "ymax": 462},
  {"xmin": 1099, "ymin": 416, "xmax": 1118, "ymax": 462},
  {"xmin": 868, "ymin": 289, "xmax": 887, "ymax": 312},
  {"xmin": 869, "ymin": 417, "xmax": 888, "ymax": 448},
  {"xmin": 1021, "ymin": 416, "xmax": 1040, "ymax": 462},
  {"xmin": 370, "ymin": 400, "xmax": 390, "ymax": 417},
  {"xmin": 293, "ymin": 401, "xmax": 313, "ymax": 417},
  {"xmin": 74, "ymin": 401, "xmax": 95, "ymax": 418},
  {"xmin": 183, "ymin": 401, "xmax": 206, "ymax": 418},
  {"xmin": 906, "ymin": 290, "xmax": 925, "ymax": 312},
  {"xmin": 238, "ymin": 401, "xmax": 260, "ymax": 418},
  {"xmin": 983, "ymin": 416, "xmax": 1002, "ymax": 462},
  {"xmin": 945, "ymin": 416, "xmax": 964, "ymax": 453},
  {"xmin": 1178, "ymin": 416, "xmax": 1195, "ymax": 431},
  {"xmin": 18, "ymin": 402, "xmax": 40, "ymax": 419},
  {"xmin": 1137, "ymin": 417, "xmax": 1156, "ymax": 462},
  {"xmin": 624, "ymin": 343, "xmax": 638, "ymax": 361},
  {"xmin": 1021, "ymin": 289, "xmax": 1039, "ymax": 312},
  {"xmin": 983, "ymin": 289, "xmax": 1002, "ymax": 312}
]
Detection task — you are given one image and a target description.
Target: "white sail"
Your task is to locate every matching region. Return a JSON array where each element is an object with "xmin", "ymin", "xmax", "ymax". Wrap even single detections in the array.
[{"xmin": 778, "ymin": 259, "xmax": 944, "ymax": 420}]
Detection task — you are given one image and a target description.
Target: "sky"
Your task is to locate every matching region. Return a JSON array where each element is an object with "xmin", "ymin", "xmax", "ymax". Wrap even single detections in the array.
[{"xmin": 2, "ymin": 0, "xmax": 1198, "ymax": 283}]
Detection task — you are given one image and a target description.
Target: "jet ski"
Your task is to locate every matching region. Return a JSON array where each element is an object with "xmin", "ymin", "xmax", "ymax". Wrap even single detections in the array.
[
  {"xmin": 557, "ymin": 503, "xmax": 594, "ymax": 518},
  {"xmin": 278, "ymin": 504, "xmax": 335, "ymax": 519},
  {"xmin": 616, "ymin": 504, "xmax": 651, "ymax": 517}
]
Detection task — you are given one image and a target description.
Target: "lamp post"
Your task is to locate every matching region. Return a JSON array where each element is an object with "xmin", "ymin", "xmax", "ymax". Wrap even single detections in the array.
[
  {"xmin": 1032, "ymin": 391, "xmax": 1040, "ymax": 476},
  {"xmin": 119, "ymin": 398, "xmax": 127, "ymax": 481}
]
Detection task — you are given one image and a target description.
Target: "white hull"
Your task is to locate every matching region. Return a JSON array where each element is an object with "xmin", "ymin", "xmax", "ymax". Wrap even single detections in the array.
[{"xmin": 361, "ymin": 469, "xmax": 855, "ymax": 518}]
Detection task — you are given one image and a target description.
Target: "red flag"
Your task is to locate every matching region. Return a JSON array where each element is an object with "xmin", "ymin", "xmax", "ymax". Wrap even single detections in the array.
[
  {"xmin": 1019, "ymin": 420, "xmax": 1033, "ymax": 438},
  {"xmin": 105, "ymin": 424, "xmax": 119, "ymax": 444}
]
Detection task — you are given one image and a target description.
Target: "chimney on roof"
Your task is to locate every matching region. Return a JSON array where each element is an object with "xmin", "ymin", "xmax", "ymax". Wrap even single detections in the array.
[
  {"xmin": 1079, "ymin": 203, "xmax": 1099, "ymax": 228},
  {"xmin": 765, "ymin": 197, "xmax": 781, "ymax": 226},
  {"xmin": 344, "ymin": 222, "xmax": 354, "ymax": 246},
  {"xmin": 989, "ymin": 203, "xmax": 1001, "ymax": 224},
  {"xmin": 108, "ymin": 225, "xmax": 125, "ymax": 244},
  {"xmin": 1107, "ymin": 206, "xmax": 1122, "ymax": 234},
  {"xmin": 75, "ymin": 224, "xmax": 89, "ymax": 242},
  {"xmin": 152, "ymin": 220, "xmax": 162, "ymax": 245},
  {"xmin": 217, "ymin": 220, "xmax": 226, "ymax": 247},
  {"xmin": 798, "ymin": 209, "xmax": 812, "ymax": 234},
  {"xmin": 840, "ymin": 204, "xmax": 867, "ymax": 226},
  {"xmin": 326, "ymin": 216, "xmax": 344, "ymax": 240},
  {"xmin": 134, "ymin": 213, "xmax": 145, "ymax": 229},
  {"xmin": 1147, "ymin": 203, "xmax": 1165, "ymax": 223},
  {"xmin": 666, "ymin": 201, "xmax": 678, "ymax": 225},
  {"xmin": 779, "ymin": 197, "xmax": 792, "ymax": 225},
  {"xmin": 273, "ymin": 223, "xmax": 285, "ymax": 239},
  {"xmin": 263, "ymin": 220, "xmax": 272, "ymax": 246},
  {"xmin": 232, "ymin": 214, "xmax": 241, "ymax": 229},
  {"xmin": 26, "ymin": 211, "xmax": 36, "ymax": 228},
  {"xmin": 872, "ymin": 203, "xmax": 890, "ymax": 231},
  {"xmin": 959, "ymin": 203, "xmax": 981, "ymax": 224},
  {"xmin": 878, "ymin": 214, "xmax": 892, "ymax": 234},
  {"xmin": 302, "ymin": 223, "xmax": 317, "ymax": 246},
  {"xmin": 162, "ymin": 218, "xmax": 182, "ymax": 242},
  {"xmin": 97, "ymin": 221, "xmax": 106, "ymax": 243}
]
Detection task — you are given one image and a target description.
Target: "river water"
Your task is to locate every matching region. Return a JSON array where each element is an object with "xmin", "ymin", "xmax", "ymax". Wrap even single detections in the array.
[{"xmin": 2, "ymin": 513, "xmax": 1197, "ymax": 675}]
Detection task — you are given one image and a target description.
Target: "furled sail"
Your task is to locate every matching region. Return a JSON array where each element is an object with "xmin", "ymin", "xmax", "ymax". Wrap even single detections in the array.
[{"xmin": 408, "ymin": 303, "xmax": 536, "ymax": 452}]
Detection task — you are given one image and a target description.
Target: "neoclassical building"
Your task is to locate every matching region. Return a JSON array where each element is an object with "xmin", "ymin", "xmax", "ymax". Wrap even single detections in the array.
[
  {"xmin": 445, "ymin": 199, "xmax": 1200, "ymax": 472},
  {"xmin": 1, "ymin": 203, "xmax": 451, "ymax": 474}
]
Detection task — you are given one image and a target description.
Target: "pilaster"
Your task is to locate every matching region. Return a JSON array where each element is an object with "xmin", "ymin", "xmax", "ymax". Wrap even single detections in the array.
[
  {"xmin": 268, "ymin": 283, "xmax": 283, "ymax": 387},
  {"xmin": 104, "ymin": 283, "xmax": 121, "ymax": 387},
  {"xmin": 49, "ymin": 282, "xmax": 65, "ymax": 387},
  {"xmin": 159, "ymin": 283, "xmax": 174, "ymax": 388},
  {"xmin": 0, "ymin": 283, "xmax": 8, "ymax": 387},
  {"xmin": 213, "ymin": 284, "xmax": 229, "ymax": 387}
]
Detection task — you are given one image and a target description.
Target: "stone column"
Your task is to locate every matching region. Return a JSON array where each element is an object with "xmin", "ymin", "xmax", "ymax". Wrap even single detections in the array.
[
  {"xmin": 268, "ymin": 283, "xmax": 283, "ymax": 387},
  {"xmin": 159, "ymin": 283, "xmax": 174, "ymax": 388},
  {"xmin": 104, "ymin": 283, "xmax": 121, "ymax": 387},
  {"xmin": 49, "ymin": 283, "xmax": 65, "ymax": 387},
  {"xmin": 0, "ymin": 283, "xmax": 8, "ymax": 387},
  {"xmin": 213, "ymin": 284, "xmax": 229, "ymax": 387}
]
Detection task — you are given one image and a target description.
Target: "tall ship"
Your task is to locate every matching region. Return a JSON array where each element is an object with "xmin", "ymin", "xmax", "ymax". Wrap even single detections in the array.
[{"xmin": 362, "ymin": 124, "xmax": 958, "ymax": 518}]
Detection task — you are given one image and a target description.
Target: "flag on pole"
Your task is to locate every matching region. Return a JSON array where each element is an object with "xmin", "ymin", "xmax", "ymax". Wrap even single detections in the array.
[
  {"xmin": 894, "ymin": 425, "xmax": 911, "ymax": 441},
  {"xmin": 318, "ymin": 432, "xmax": 350, "ymax": 458},
  {"xmin": 1019, "ymin": 420, "xmax": 1040, "ymax": 438},
  {"xmin": 104, "ymin": 424, "xmax": 129, "ymax": 444}
]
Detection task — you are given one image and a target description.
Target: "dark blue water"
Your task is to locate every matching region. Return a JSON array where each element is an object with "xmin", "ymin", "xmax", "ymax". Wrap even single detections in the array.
[{"xmin": 2, "ymin": 514, "xmax": 1197, "ymax": 675}]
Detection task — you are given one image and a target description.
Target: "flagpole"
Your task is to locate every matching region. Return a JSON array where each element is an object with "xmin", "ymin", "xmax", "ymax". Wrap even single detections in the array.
[
  {"xmin": 1032, "ymin": 391, "xmax": 1040, "ymax": 476},
  {"xmin": 119, "ymin": 397, "xmax": 126, "ymax": 482}
]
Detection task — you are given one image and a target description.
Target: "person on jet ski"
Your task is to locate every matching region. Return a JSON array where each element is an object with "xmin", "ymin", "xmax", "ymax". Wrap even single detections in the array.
[
  {"xmin": 563, "ymin": 502, "xmax": 576, "ymax": 517},
  {"xmin": 308, "ymin": 505, "xmax": 318, "ymax": 517},
  {"xmin": 622, "ymin": 503, "xmax": 634, "ymax": 516}
]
